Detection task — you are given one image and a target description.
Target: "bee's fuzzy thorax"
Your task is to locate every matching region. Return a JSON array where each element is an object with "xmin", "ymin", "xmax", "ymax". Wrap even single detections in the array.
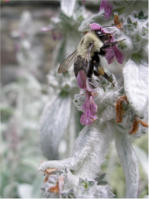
[{"xmin": 77, "ymin": 31, "xmax": 103, "ymax": 58}]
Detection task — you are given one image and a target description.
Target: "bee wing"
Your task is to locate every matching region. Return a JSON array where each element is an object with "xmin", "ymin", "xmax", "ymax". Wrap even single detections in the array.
[{"xmin": 58, "ymin": 50, "xmax": 77, "ymax": 73}]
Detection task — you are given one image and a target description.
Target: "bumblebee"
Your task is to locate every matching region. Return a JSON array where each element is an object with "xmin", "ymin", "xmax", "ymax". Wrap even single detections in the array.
[{"xmin": 58, "ymin": 29, "xmax": 119, "ymax": 86}]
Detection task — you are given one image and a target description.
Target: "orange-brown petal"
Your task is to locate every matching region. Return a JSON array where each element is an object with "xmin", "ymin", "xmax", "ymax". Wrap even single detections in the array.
[
  {"xmin": 48, "ymin": 182, "xmax": 59, "ymax": 193},
  {"xmin": 129, "ymin": 118, "xmax": 139, "ymax": 134},
  {"xmin": 138, "ymin": 119, "xmax": 149, "ymax": 127},
  {"xmin": 114, "ymin": 15, "xmax": 123, "ymax": 29},
  {"xmin": 115, "ymin": 96, "xmax": 128, "ymax": 123},
  {"xmin": 45, "ymin": 168, "xmax": 57, "ymax": 175}
]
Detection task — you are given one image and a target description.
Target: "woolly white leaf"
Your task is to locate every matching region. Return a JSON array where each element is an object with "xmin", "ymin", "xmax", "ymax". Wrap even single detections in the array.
[
  {"xmin": 115, "ymin": 132, "xmax": 139, "ymax": 198},
  {"xmin": 134, "ymin": 146, "xmax": 148, "ymax": 176},
  {"xmin": 40, "ymin": 97, "xmax": 71, "ymax": 160},
  {"xmin": 18, "ymin": 184, "xmax": 32, "ymax": 198},
  {"xmin": 123, "ymin": 60, "xmax": 148, "ymax": 117},
  {"xmin": 40, "ymin": 125, "xmax": 114, "ymax": 197},
  {"xmin": 39, "ymin": 124, "xmax": 113, "ymax": 179},
  {"xmin": 61, "ymin": 0, "xmax": 77, "ymax": 17}
]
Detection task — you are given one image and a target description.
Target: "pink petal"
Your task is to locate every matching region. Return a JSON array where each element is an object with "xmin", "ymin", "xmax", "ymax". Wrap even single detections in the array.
[
  {"xmin": 105, "ymin": 46, "xmax": 124, "ymax": 64},
  {"xmin": 86, "ymin": 79, "xmax": 97, "ymax": 92},
  {"xmin": 100, "ymin": 0, "xmax": 112, "ymax": 19},
  {"xmin": 89, "ymin": 96, "xmax": 98, "ymax": 114},
  {"xmin": 80, "ymin": 113, "xmax": 90, "ymax": 125},
  {"xmin": 80, "ymin": 113, "xmax": 97, "ymax": 125},
  {"xmin": 77, "ymin": 70, "xmax": 87, "ymax": 89},
  {"xmin": 90, "ymin": 23, "xmax": 112, "ymax": 37},
  {"xmin": 76, "ymin": 65, "xmax": 98, "ymax": 126},
  {"xmin": 90, "ymin": 23, "xmax": 102, "ymax": 31},
  {"xmin": 80, "ymin": 93, "xmax": 97, "ymax": 126},
  {"xmin": 105, "ymin": 48, "xmax": 115, "ymax": 64},
  {"xmin": 82, "ymin": 94, "xmax": 97, "ymax": 115},
  {"xmin": 112, "ymin": 46, "xmax": 124, "ymax": 64}
]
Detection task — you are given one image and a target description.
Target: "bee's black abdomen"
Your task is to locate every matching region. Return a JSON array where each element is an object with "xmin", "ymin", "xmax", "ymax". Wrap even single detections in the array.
[
  {"xmin": 87, "ymin": 61, "xmax": 94, "ymax": 78},
  {"xmin": 87, "ymin": 52, "xmax": 100, "ymax": 78},
  {"xmin": 93, "ymin": 52, "xmax": 99, "ymax": 60},
  {"xmin": 91, "ymin": 52, "xmax": 100, "ymax": 67},
  {"xmin": 99, "ymin": 48, "xmax": 106, "ymax": 56},
  {"xmin": 93, "ymin": 70, "xmax": 100, "ymax": 77}
]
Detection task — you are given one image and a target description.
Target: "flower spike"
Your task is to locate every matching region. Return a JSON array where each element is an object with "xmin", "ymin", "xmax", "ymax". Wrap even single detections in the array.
[{"xmin": 100, "ymin": 0, "xmax": 113, "ymax": 19}]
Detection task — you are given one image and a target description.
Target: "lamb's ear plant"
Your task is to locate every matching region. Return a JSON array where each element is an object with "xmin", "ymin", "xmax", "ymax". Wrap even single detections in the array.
[{"xmin": 39, "ymin": 0, "xmax": 148, "ymax": 198}]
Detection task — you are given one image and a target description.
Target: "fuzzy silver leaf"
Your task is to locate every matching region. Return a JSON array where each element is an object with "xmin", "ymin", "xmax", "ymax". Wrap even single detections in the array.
[{"xmin": 40, "ymin": 97, "xmax": 71, "ymax": 160}]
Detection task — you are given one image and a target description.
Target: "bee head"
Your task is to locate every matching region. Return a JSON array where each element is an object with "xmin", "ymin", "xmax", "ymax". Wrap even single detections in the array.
[{"xmin": 95, "ymin": 30, "xmax": 112, "ymax": 42}]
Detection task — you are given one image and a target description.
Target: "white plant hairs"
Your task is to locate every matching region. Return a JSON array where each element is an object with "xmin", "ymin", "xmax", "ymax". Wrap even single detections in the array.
[
  {"xmin": 39, "ymin": 59, "xmax": 148, "ymax": 198},
  {"xmin": 39, "ymin": 0, "xmax": 148, "ymax": 198}
]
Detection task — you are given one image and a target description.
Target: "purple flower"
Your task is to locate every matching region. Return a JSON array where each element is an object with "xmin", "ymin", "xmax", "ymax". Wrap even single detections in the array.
[
  {"xmin": 76, "ymin": 71, "xmax": 98, "ymax": 126},
  {"xmin": 90, "ymin": 23, "xmax": 113, "ymax": 38},
  {"xmin": 77, "ymin": 70, "xmax": 87, "ymax": 89},
  {"xmin": 105, "ymin": 46, "xmax": 124, "ymax": 64},
  {"xmin": 80, "ymin": 93, "xmax": 98, "ymax": 125},
  {"xmin": 90, "ymin": 23, "xmax": 124, "ymax": 65},
  {"xmin": 100, "ymin": 0, "xmax": 112, "ymax": 19},
  {"xmin": 105, "ymin": 48, "xmax": 115, "ymax": 64},
  {"xmin": 90, "ymin": 23, "xmax": 102, "ymax": 31},
  {"xmin": 90, "ymin": 23, "xmax": 109, "ymax": 34},
  {"xmin": 112, "ymin": 45, "xmax": 124, "ymax": 64}
]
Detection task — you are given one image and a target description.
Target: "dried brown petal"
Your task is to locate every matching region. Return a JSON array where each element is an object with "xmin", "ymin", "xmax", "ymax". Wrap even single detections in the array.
[
  {"xmin": 138, "ymin": 119, "xmax": 149, "ymax": 128},
  {"xmin": 114, "ymin": 15, "xmax": 123, "ymax": 29},
  {"xmin": 49, "ymin": 181, "xmax": 59, "ymax": 193},
  {"xmin": 115, "ymin": 95, "xmax": 128, "ymax": 123},
  {"xmin": 129, "ymin": 118, "xmax": 139, "ymax": 134},
  {"xmin": 129, "ymin": 118, "xmax": 148, "ymax": 134},
  {"xmin": 44, "ymin": 175, "xmax": 49, "ymax": 183},
  {"xmin": 45, "ymin": 168, "xmax": 57, "ymax": 175}
]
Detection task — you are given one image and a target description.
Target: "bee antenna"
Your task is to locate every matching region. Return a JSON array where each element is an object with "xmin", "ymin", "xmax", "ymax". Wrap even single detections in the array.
[
  {"xmin": 110, "ymin": 39, "xmax": 125, "ymax": 46},
  {"xmin": 116, "ymin": 39, "xmax": 126, "ymax": 43},
  {"xmin": 109, "ymin": 39, "xmax": 126, "ymax": 46},
  {"xmin": 102, "ymin": 39, "xmax": 126, "ymax": 49}
]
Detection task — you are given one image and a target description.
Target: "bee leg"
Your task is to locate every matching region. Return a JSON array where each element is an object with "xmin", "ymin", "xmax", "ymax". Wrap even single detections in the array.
[
  {"xmin": 94, "ymin": 70, "xmax": 100, "ymax": 77},
  {"xmin": 103, "ymin": 73, "xmax": 115, "ymax": 87},
  {"xmin": 115, "ymin": 95, "xmax": 128, "ymax": 123},
  {"xmin": 94, "ymin": 66, "xmax": 115, "ymax": 87},
  {"xmin": 100, "ymin": 39, "xmax": 125, "ymax": 55},
  {"xmin": 99, "ymin": 44, "xmax": 112, "ymax": 56}
]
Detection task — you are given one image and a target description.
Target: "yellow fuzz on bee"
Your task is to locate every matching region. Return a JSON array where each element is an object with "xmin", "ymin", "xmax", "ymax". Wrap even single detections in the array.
[
  {"xmin": 98, "ymin": 67, "xmax": 105, "ymax": 75},
  {"xmin": 77, "ymin": 31, "xmax": 103, "ymax": 58}
]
